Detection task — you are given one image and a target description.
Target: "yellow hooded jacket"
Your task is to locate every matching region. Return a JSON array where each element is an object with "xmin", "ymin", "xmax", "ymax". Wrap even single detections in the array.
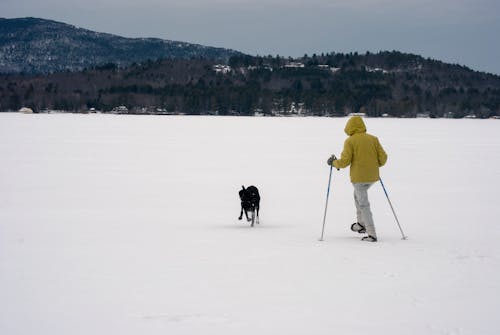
[{"xmin": 333, "ymin": 116, "xmax": 387, "ymax": 183}]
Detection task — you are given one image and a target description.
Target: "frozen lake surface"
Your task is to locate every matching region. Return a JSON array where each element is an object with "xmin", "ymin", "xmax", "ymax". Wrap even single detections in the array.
[{"xmin": 1, "ymin": 113, "xmax": 499, "ymax": 334}]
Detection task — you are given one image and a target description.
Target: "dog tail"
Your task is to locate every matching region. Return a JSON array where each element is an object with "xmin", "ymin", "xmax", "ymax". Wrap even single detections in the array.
[{"xmin": 241, "ymin": 185, "xmax": 246, "ymax": 191}]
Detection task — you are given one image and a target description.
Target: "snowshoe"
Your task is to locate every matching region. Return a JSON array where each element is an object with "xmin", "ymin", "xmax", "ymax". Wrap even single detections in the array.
[
  {"xmin": 361, "ymin": 235, "xmax": 377, "ymax": 242},
  {"xmin": 351, "ymin": 222, "xmax": 366, "ymax": 234}
]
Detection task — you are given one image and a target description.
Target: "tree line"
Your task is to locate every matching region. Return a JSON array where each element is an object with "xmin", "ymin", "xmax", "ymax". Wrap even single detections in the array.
[{"xmin": 1, "ymin": 52, "xmax": 499, "ymax": 118}]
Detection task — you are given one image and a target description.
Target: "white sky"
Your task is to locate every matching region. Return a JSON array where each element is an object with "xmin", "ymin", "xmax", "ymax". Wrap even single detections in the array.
[{"xmin": 1, "ymin": 0, "xmax": 499, "ymax": 74}]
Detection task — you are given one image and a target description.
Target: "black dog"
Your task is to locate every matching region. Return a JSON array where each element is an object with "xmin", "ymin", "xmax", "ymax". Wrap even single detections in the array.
[{"xmin": 238, "ymin": 185, "xmax": 260, "ymax": 226}]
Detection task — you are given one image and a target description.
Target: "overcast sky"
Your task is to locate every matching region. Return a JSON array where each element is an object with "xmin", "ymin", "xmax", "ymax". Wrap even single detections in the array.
[{"xmin": 2, "ymin": 0, "xmax": 499, "ymax": 74}]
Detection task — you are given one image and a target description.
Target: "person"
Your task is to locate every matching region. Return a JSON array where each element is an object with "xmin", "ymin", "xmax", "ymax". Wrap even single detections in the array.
[{"xmin": 327, "ymin": 116, "xmax": 387, "ymax": 242}]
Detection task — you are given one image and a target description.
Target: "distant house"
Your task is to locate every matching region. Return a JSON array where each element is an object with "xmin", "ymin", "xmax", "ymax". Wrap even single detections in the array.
[
  {"xmin": 444, "ymin": 112, "xmax": 455, "ymax": 118},
  {"xmin": 366, "ymin": 67, "xmax": 389, "ymax": 74},
  {"xmin": 19, "ymin": 107, "xmax": 33, "ymax": 113},
  {"xmin": 213, "ymin": 64, "xmax": 231, "ymax": 74},
  {"xmin": 318, "ymin": 64, "xmax": 341, "ymax": 74},
  {"xmin": 112, "ymin": 106, "xmax": 128, "ymax": 113},
  {"xmin": 284, "ymin": 62, "xmax": 305, "ymax": 68},
  {"xmin": 348, "ymin": 112, "xmax": 366, "ymax": 117}
]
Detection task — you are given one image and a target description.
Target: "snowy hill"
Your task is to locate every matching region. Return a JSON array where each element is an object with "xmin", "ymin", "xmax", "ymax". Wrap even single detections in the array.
[
  {"xmin": 0, "ymin": 114, "xmax": 499, "ymax": 334},
  {"xmin": 0, "ymin": 17, "xmax": 241, "ymax": 73}
]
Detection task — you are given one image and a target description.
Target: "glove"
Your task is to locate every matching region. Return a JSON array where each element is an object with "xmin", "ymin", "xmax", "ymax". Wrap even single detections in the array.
[{"xmin": 326, "ymin": 154, "xmax": 337, "ymax": 166}]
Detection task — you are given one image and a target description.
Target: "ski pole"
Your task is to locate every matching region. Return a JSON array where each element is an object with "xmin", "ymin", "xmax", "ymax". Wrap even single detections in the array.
[
  {"xmin": 319, "ymin": 165, "xmax": 333, "ymax": 241},
  {"xmin": 379, "ymin": 177, "xmax": 407, "ymax": 240}
]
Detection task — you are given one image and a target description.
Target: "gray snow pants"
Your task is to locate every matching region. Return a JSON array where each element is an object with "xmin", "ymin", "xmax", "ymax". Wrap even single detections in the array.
[{"xmin": 353, "ymin": 182, "xmax": 377, "ymax": 238}]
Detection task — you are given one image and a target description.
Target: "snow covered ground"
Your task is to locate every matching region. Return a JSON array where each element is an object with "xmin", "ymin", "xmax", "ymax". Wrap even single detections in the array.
[{"xmin": 1, "ymin": 113, "xmax": 499, "ymax": 335}]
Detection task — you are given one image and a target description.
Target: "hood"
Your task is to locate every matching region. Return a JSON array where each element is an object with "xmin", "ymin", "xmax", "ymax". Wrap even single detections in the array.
[{"xmin": 344, "ymin": 116, "xmax": 367, "ymax": 136}]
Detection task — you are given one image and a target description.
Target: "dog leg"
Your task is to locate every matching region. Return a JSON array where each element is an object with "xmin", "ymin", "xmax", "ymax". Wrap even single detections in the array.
[
  {"xmin": 238, "ymin": 206, "xmax": 243, "ymax": 220},
  {"xmin": 245, "ymin": 210, "xmax": 251, "ymax": 222}
]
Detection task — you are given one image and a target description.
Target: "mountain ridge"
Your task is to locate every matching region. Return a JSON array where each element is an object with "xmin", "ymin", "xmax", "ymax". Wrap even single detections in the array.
[{"xmin": 0, "ymin": 17, "xmax": 242, "ymax": 73}]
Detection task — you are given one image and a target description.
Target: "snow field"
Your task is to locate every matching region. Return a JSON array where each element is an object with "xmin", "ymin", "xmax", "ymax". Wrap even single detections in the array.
[{"xmin": 1, "ymin": 113, "xmax": 499, "ymax": 334}]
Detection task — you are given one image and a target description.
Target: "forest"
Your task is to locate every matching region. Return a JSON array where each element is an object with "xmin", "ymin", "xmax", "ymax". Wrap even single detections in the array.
[{"xmin": 1, "ymin": 51, "xmax": 499, "ymax": 118}]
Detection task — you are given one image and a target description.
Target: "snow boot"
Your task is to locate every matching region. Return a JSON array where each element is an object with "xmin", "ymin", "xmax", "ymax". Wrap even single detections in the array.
[
  {"xmin": 361, "ymin": 235, "xmax": 377, "ymax": 242},
  {"xmin": 351, "ymin": 222, "xmax": 366, "ymax": 234}
]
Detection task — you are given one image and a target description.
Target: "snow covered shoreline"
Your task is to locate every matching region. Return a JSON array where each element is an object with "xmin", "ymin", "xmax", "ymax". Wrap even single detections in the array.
[{"xmin": 1, "ymin": 113, "xmax": 499, "ymax": 334}]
